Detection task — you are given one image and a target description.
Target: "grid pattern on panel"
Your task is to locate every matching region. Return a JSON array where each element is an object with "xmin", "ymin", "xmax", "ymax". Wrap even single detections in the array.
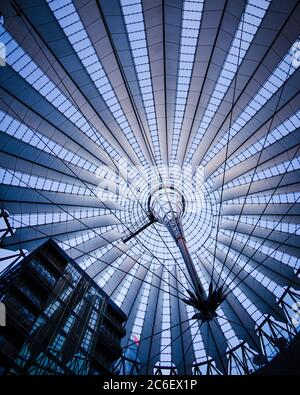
[
  {"xmin": 0, "ymin": 24, "xmax": 122, "ymax": 162},
  {"xmin": 219, "ymin": 229, "xmax": 300, "ymax": 270},
  {"xmin": 9, "ymin": 209, "xmax": 109, "ymax": 229},
  {"xmin": 58, "ymin": 226, "xmax": 115, "ymax": 251},
  {"xmin": 223, "ymin": 215, "xmax": 300, "ymax": 236},
  {"xmin": 96, "ymin": 255, "xmax": 127, "ymax": 289},
  {"xmin": 76, "ymin": 242, "xmax": 117, "ymax": 270},
  {"xmin": 47, "ymin": 0, "xmax": 147, "ymax": 166},
  {"xmin": 0, "ymin": 114, "xmax": 100, "ymax": 176},
  {"xmin": 159, "ymin": 270, "xmax": 172, "ymax": 366},
  {"xmin": 0, "ymin": 168, "xmax": 93, "ymax": 195},
  {"xmin": 194, "ymin": 255, "xmax": 242, "ymax": 348},
  {"xmin": 217, "ymin": 243, "xmax": 284, "ymax": 298},
  {"xmin": 170, "ymin": 0, "xmax": 204, "ymax": 163},
  {"xmin": 202, "ymin": 39, "xmax": 300, "ymax": 166},
  {"xmin": 130, "ymin": 269, "xmax": 153, "ymax": 343},
  {"xmin": 178, "ymin": 270, "xmax": 204, "ymax": 364},
  {"xmin": 120, "ymin": 0, "xmax": 162, "ymax": 163},
  {"xmin": 211, "ymin": 111, "xmax": 300, "ymax": 178},
  {"xmin": 185, "ymin": 0, "xmax": 270, "ymax": 164},
  {"xmin": 113, "ymin": 261, "xmax": 140, "ymax": 307},
  {"xmin": 222, "ymin": 191, "xmax": 300, "ymax": 205},
  {"xmin": 202, "ymin": 249, "xmax": 265, "ymax": 324},
  {"xmin": 222, "ymin": 156, "xmax": 300, "ymax": 189}
]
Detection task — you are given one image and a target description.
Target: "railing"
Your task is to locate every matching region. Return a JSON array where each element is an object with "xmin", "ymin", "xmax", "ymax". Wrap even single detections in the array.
[
  {"xmin": 104, "ymin": 311, "xmax": 125, "ymax": 335},
  {"xmin": 5, "ymin": 299, "xmax": 35, "ymax": 330},
  {"xmin": 27, "ymin": 260, "xmax": 56, "ymax": 287},
  {"xmin": 147, "ymin": 289, "xmax": 300, "ymax": 376},
  {"xmin": 98, "ymin": 325, "xmax": 121, "ymax": 351}
]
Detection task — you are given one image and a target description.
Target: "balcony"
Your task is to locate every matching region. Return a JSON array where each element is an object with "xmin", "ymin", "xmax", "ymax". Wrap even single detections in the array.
[
  {"xmin": 103, "ymin": 311, "xmax": 126, "ymax": 337},
  {"xmin": 98, "ymin": 325, "xmax": 122, "ymax": 358}
]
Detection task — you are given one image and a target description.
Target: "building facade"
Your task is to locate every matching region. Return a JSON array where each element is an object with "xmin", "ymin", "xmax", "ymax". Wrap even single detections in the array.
[{"xmin": 0, "ymin": 239, "xmax": 126, "ymax": 375}]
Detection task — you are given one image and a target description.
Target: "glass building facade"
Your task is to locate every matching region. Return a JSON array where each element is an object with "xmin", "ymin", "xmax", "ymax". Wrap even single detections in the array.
[{"xmin": 0, "ymin": 239, "xmax": 126, "ymax": 375}]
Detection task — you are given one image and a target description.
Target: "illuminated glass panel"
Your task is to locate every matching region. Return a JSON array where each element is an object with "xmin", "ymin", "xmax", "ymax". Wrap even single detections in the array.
[
  {"xmin": 223, "ymin": 191, "xmax": 300, "ymax": 205},
  {"xmin": 171, "ymin": 0, "xmax": 204, "ymax": 163},
  {"xmin": 185, "ymin": 0, "xmax": 270, "ymax": 164},
  {"xmin": 47, "ymin": 0, "xmax": 147, "ymax": 165},
  {"xmin": 0, "ymin": 111, "xmax": 99, "ymax": 174},
  {"xmin": 178, "ymin": 270, "xmax": 205, "ymax": 362},
  {"xmin": 93, "ymin": 255, "xmax": 125, "ymax": 290},
  {"xmin": 212, "ymin": 111, "xmax": 300, "ymax": 177},
  {"xmin": 202, "ymin": 38, "xmax": 300, "ymax": 165},
  {"xmin": 0, "ymin": 167, "xmax": 93, "ymax": 195},
  {"xmin": 0, "ymin": 24, "xmax": 123, "ymax": 163},
  {"xmin": 222, "ymin": 156, "xmax": 300, "ymax": 189},
  {"xmin": 9, "ymin": 209, "xmax": 109, "ymax": 229},
  {"xmin": 223, "ymin": 215, "xmax": 300, "ymax": 236},
  {"xmin": 113, "ymin": 261, "xmax": 140, "ymax": 306},
  {"xmin": 201, "ymin": 249, "xmax": 265, "ymax": 323},
  {"xmin": 159, "ymin": 270, "xmax": 172, "ymax": 365},
  {"xmin": 120, "ymin": 0, "xmax": 162, "ymax": 163},
  {"xmin": 218, "ymin": 243, "xmax": 284, "ymax": 298},
  {"xmin": 130, "ymin": 269, "xmax": 153, "ymax": 342},
  {"xmin": 78, "ymin": 242, "xmax": 118, "ymax": 271},
  {"xmin": 221, "ymin": 229, "xmax": 300, "ymax": 270},
  {"xmin": 58, "ymin": 227, "xmax": 115, "ymax": 251}
]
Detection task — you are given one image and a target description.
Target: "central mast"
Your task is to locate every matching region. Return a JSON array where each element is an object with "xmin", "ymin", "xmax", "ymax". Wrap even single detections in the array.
[
  {"xmin": 123, "ymin": 184, "xmax": 226, "ymax": 321},
  {"xmin": 148, "ymin": 185, "xmax": 204, "ymax": 297}
]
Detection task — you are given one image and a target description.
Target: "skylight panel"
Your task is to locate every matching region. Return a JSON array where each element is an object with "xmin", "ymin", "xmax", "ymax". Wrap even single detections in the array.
[
  {"xmin": 202, "ymin": 37, "xmax": 300, "ymax": 166},
  {"xmin": 170, "ymin": 0, "xmax": 204, "ymax": 163},
  {"xmin": 9, "ymin": 209, "xmax": 108, "ymax": 229},
  {"xmin": 224, "ymin": 215, "xmax": 300, "ymax": 236},
  {"xmin": 184, "ymin": 0, "xmax": 271, "ymax": 165},
  {"xmin": 0, "ymin": 25, "xmax": 124, "ymax": 165},
  {"xmin": 130, "ymin": 269, "xmax": 153, "ymax": 344},
  {"xmin": 78, "ymin": 242, "xmax": 117, "ymax": 271},
  {"xmin": 203, "ymin": 249, "xmax": 265, "ymax": 323},
  {"xmin": 222, "ymin": 156, "xmax": 300, "ymax": 190},
  {"xmin": 194, "ymin": 253, "xmax": 241, "ymax": 346},
  {"xmin": 120, "ymin": 0, "xmax": 162, "ymax": 164},
  {"xmin": 223, "ymin": 191, "xmax": 300, "ymax": 206},
  {"xmin": 178, "ymin": 270, "xmax": 205, "ymax": 363},
  {"xmin": 113, "ymin": 261, "xmax": 140, "ymax": 307},
  {"xmin": 0, "ymin": 111, "xmax": 99, "ymax": 174},
  {"xmin": 220, "ymin": 229, "xmax": 300, "ymax": 270},
  {"xmin": 60, "ymin": 226, "xmax": 113, "ymax": 250},
  {"xmin": 47, "ymin": 0, "xmax": 147, "ymax": 166},
  {"xmin": 159, "ymin": 270, "xmax": 172, "ymax": 365},
  {"xmin": 0, "ymin": 168, "xmax": 93, "ymax": 196}
]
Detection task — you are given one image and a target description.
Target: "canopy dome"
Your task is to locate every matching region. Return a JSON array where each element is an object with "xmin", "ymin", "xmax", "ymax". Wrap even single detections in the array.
[{"xmin": 0, "ymin": 0, "xmax": 300, "ymax": 375}]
